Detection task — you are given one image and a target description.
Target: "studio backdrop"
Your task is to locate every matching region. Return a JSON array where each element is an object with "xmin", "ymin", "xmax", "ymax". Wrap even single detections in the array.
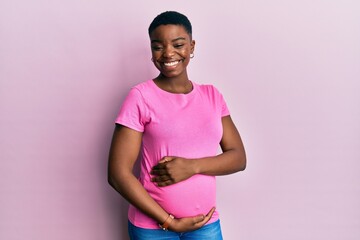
[{"xmin": 1, "ymin": 1, "xmax": 359, "ymax": 239}]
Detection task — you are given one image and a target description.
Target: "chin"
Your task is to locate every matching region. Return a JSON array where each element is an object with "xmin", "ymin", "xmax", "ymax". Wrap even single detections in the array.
[{"xmin": 161, "ymin": 71, "xmax": 182, "ymax": 78}]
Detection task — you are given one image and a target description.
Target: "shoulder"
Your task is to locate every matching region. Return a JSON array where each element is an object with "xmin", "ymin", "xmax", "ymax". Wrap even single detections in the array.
[
  {"xmin": 132, "ymin": 80, "xmax": 153, "ymax": 91},
  {"xmin": 195, "ymin": 82, "xmax": 228, "ymax": 109},
  {"xmin": 126, "ymin": 80, "xmax": 154, "ymax": 99},
  {"xmin": 132, "ymin": 79, "xmax": 158, "ymax": 96},
  {"xmin": 196, "ymin": 82, "xmax": 223, "ymax": 97}
]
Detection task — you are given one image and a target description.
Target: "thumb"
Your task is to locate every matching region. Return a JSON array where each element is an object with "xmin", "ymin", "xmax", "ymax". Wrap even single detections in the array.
[{"xmin": 159, "ymin": 156, "xmax": 173, "ymax": 164}]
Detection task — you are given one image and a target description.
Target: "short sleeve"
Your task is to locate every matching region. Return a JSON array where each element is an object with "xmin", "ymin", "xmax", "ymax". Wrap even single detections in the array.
[
  {"xmin": 221, "ymin": 95, "xmax": 230, "ymax": 117},
  {"xmin": 216, "ymin": 88, "xmax": 230, "ymax": 117},
  {"xmin": 115, "ymin": 88, "xmax": 147, "ymax": 132}
]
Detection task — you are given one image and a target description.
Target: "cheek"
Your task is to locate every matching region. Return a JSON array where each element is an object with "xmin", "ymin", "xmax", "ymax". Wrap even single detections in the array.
[
  {"xmin": 183, "ymin": 47, "xmax": 193, "ymax": 56},
  {"xmin": 151, "ymin": 51, "xmax": 160, "ymax": 58}
]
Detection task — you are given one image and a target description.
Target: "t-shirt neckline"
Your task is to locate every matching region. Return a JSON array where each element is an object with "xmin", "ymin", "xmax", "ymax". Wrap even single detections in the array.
[{"xmin": 150, "ymin": 79, "xmax": 197, "ymax": 96}]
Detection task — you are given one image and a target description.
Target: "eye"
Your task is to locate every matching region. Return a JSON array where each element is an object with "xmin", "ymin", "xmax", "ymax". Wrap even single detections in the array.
[
  {"xmin": 174, "ymin": 44, "xmax": 184, "ymax": 49},
  {"xmin": 152, "ymin": 46, "xmax": 163, "ymax": 51}
]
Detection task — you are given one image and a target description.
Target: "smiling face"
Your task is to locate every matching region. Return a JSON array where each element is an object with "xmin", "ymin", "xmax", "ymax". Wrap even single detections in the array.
[{"xmin": 150, "ymin": 24, "xmax": 195, "ymax": 80}]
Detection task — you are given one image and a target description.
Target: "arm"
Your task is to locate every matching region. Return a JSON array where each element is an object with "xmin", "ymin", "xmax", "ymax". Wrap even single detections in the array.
[
  {"xmin": 151, "ymin": 115, "xmax": 246, "ymax": 186},
  {"xmin": 196, "ymin": 115, "xmax": 246, "ymax": 175},
  {"xmin": 108, "ymin": 124, "xmax": 215, "ymax": 231}
]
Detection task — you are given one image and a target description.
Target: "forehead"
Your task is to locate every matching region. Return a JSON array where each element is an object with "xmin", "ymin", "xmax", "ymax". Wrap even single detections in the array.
[{"xmin": 150, "ymin": 24, "xmax": 190, "ymax": 41}]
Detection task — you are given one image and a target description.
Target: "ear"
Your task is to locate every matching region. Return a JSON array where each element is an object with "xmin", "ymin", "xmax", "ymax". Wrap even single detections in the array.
[{"xmin": 190, "ymin": 40, "xmax": 196, "ymax": 53}]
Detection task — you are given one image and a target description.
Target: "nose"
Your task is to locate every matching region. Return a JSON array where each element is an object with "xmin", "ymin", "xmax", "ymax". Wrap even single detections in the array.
[{"xmin": 162, "ymin": 45, "xmax": 175, "ymax": 58}]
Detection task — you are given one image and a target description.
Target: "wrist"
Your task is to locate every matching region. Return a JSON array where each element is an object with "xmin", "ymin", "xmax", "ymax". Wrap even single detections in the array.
[
  {"xmin": 159, "ymin": 214, "xmax": 174, "ymax": 231},
  {"xmin": 190, "ymin": 158, "xmax": 201, "ymax": 174}
]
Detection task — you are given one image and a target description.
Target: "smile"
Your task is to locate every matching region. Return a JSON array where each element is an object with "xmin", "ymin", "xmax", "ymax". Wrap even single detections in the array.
[{"xmin": 163, "ymin": 60, "xmax": 181, "ymax": 67}]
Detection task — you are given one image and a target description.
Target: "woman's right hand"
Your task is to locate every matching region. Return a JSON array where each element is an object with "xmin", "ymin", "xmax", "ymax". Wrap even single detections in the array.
[{"xmin": 169, "ymin": 207, "xmax": 216, "ymax": 232}]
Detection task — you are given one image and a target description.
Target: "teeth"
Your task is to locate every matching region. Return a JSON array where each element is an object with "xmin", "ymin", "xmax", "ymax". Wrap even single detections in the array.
[{"xmin": 164, "ymin": 61, "xmax": 179, "ymax": 66}]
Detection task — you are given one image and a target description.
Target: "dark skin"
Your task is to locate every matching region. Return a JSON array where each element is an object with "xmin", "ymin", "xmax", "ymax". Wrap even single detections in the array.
[{"xmin": 108, "ymin": 24, "xmax": 246, "ymax": 232}]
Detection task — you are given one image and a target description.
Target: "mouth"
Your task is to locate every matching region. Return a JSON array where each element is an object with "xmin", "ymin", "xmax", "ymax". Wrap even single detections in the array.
[{"xmin": 162, "ymin": 60, "xmax": 181, "ymax": 67}]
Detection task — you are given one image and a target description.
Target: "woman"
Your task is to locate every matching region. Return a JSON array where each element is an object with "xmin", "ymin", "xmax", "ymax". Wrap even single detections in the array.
[{"xmin": 108, "ymin": 11, "xmax": 246, "ymax": 240}]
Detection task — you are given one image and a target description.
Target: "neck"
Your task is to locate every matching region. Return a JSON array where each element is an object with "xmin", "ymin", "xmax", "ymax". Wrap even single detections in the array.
[{"xmin": 154, "ymin": 74, "xmax": 192, "ymax": 94}]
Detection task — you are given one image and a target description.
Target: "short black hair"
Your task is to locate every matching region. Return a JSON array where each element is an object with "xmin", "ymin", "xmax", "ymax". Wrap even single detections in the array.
[{"xmin": 148, "ymin": 11, "xmax": 192, "ymax": 37}]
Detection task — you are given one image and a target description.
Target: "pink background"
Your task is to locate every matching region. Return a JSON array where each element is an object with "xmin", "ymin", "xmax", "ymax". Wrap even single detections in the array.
[{"xmin": 1, "ymin": 1, "xmax": 359, "ymax": 239}]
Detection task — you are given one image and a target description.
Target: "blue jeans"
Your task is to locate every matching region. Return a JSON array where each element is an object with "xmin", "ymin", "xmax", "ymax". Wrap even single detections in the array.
[{"xmin": 128, "ymin": 220, "xmax": 223, "ymax": 240}]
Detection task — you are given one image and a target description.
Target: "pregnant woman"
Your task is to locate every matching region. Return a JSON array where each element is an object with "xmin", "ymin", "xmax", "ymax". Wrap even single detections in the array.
[{"xmin": 108, "ymin": 11, "xmax": 246, "ymax": 240}]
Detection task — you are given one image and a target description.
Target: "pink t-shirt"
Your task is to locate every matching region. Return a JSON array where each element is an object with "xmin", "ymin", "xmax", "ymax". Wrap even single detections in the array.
[{"xmin": 115, "ymin": 80, "xmax": 230, "ymax": 229}]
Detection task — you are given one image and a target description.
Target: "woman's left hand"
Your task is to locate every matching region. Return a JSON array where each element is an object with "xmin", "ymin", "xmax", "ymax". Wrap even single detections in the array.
[{"xmin": 151, "ymin": 156, "xmax": 196, "ymax": 187}]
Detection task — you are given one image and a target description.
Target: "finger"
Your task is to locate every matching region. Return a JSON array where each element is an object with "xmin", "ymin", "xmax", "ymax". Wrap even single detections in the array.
[
  {"xmin": 152, "ymin": 163, "xmax": 167, "ymax": 170},
  {"xmin": 159, "ymin": 156, "xmax": 174, "ymax": 164},
  {"xmin": 150, "ymin": 169, "xmax": 168, "ymax": 175},
  {"xmin": 156, "ymin": 179, "xmax": 173, "ymax": 187},
  {"xmin": 192, "ymin": 214, "xmax": 206, "ymax": 224},
  {"xmin": 205, "ymin": 207, "xmax": 216, "ymax": 220},
  {"xmin": 151, "ymin": 175, "xmax": 171, "ymax": 182},
  {"xmin": 194, "ymin": 207, "xmax": 216, "ymax": 225}
]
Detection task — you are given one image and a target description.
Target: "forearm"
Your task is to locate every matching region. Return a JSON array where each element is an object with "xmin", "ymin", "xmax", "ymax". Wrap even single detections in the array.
[
  {"xmin": 151, "ymin": 150, "xmax": 245, "ymax": 187},
  {"xmin": 193, "ymin": 148, "xmax": 246, "ymax": 176},
  {"xmin": 108, "ymin": 171, "xmax": 169, "ymax": 224}
]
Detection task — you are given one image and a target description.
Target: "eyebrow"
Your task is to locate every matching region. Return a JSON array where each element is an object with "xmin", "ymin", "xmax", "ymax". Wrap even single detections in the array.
[{"xmin": 151, "ymin": 37, "xmax": 187, "ymax": 44}]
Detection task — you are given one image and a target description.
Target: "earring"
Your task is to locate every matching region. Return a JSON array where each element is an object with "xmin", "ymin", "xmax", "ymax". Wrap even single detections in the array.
[{"xmin": 190, "ymin": 53, "xmax": 194, "ymax": 59}]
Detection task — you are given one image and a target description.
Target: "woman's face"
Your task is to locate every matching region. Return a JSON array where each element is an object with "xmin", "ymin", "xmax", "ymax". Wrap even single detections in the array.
[{"xmin": 150, "ymin": 24, "xmax": 195, "ymax": 79}]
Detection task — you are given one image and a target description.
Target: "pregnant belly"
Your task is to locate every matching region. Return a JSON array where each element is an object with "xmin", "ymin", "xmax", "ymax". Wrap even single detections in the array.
[{"xmin": 144, "ymin": 174, "xmax": 216, "ymax": 218}]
